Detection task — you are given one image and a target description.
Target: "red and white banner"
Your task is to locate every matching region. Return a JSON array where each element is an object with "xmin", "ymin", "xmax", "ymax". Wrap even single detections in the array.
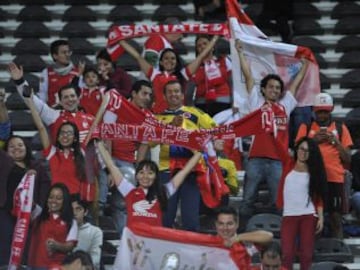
[
  {"xmin": 8, "ymin": 172, "xmax": 35, "ymax": 270},
  {"xmin": 107, "ymin": 23, "xmax": 229, "ymax": 61},
  {"xmin": 114, "ymin": 224, "xmax": 251, "ymax": 270},
  {"xmin": 226, "ymin": 0, "xmax": 320, "ymax": 110}
]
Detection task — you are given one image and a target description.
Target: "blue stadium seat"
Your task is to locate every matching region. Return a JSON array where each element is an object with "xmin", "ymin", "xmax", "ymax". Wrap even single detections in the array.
[
  {"xmin": 292, "ymin": 36, "xmax": 326, "ymax": 53},
  {"xmin": 60, "ymin": 22, "xmax": 97, "ymax": 38},
  {"xmin": 16, "ymin": 6, "xmax": 52, "ymax": 21},
  {"xmin": 293, "ymin": 3, "xmax": 321, "ymax": 19},
  {"xmin": 107, "ymin": 6, "xmax": 143, "ymax": 23},
  {"xmin": 172, "ymin": 40, "xmax": 188, "ymax": 55},
  {"xmin": 5, "ymin": 92, "xmax": 26, "ymax": 110},
  {"xmin": 13, "ymin": 54, "xmax": 46, "ymax": 72},
  {"xmin": 9, "ymin": 111, "xmax": 35, "ymax": 131},
  {"xmin": 334, "ymin": 17, "xmax": 360, "ymax": 35},
  {"xmin": 116, "ymin": 54, "xmax": 139, "ymax": 71},
  {"xmin": 331, "ymin": 2, "xmax": 360, "ymax": 19},
  {"xmin": 151, "ymin": 5, "xmax": 188, "ymax": 22},
  {"xmin": 320, "ymin": 72, "xmax": 331, "ymax": 89},
  {"xmin": 64, "ymin": 0, "xmax": 100, "ymax": 4},
  {"xmin": 12, "ymin": 39, "xmax": 48, "ymax": 55},
  {"xmin": 336, "ymin": 36, "xmax": 360, "ymax": 53},
  {"xmin": 108, "ymin": 0, "xmax": 144, "ymax": 4},
  {"xmin": 16, "ymin": 0, "xmax": 55, "ymax": 4},
  {"xmin": 342, "ymin": 89, "xmax": 360, "ymax": 108},
  {"xmin": 14, "ymin": 22, "xmax": 50, "ymax": 38},
  {"xmin": 62, "ymin": 6, "xmax": 97, "ymax": 21},
  {"xmin": 0, "ymin": 7, "xmax": 9, "ymax": 21},
  {"xmin": 246, "ymin": 213, "xmax": 282, "ymax": 238}
]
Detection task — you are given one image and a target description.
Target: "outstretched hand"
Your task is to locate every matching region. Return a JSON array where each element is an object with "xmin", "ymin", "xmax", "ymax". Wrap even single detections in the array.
[{"xmin": 8, "ymin": 62, "xmax": 23, "ymax": 81}]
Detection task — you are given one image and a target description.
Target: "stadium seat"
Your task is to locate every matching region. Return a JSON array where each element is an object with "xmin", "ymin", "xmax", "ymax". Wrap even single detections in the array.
[
  {"xmin": 68, "ymin": 38, "xmax": 95, "ymax": 55},
  {"xmin": 336, "ymin": 36, "xmax": 360, "ymax": 53},
  {"xmin": 5, "ymin": 92, "xmax": 27, "ymax": 110},
  {"xmin": 11, "ymin": 39, "xmax": 49, "ymax": 55},
  {"xmin": 107, "ymin": 6, "xmax": 143, "ymax": 23},
  {"xmin": 116, "ymin": 54, "xmax": 139, "ymax": 71},
  {"xmin": 0, "ymin": 27, "xmax": 4, "ymax": 38},
  {"xmin": 320, "ymin": 72, "xmax": 331, "ymax": 89},
  {"xmin": 62, "ymin": 6, "xmax": 97, "ymax": 22},
  {"xmin": 13, "ymin": 54, "xmax": 46, "ymax": 72},
  {"xmin": 293, "ymin": 19, "xmax": 324, "ymax": 35},
  {"xmin": 314, "ymin": 53, "xmax": 328, "ymax": 69},
  {"xmin": 340, "ymin": 69, "xmax": 360, "ymax": 89},
  {"xmin": 9, "ymin": 111, "xmax": 35, "ymax": 131},
  {"xmin": 310, "ymin": 261, "xmax": 342, "ymax": 270},
  {"xmin": 293, "ymin": 3, "xmax": 321, "ymax": 19},
  {"xmin": 331, "ymin": 2, "xmax": 360, "ymax": 19},
  {"xmin": 60, "ymin": 22, "xmax": 97, "ymax": 38},
  {"xmin": 338, "ymin": 52, "xmax": 360, "ymax": 69},
  {"xmin": 16, "ymin": 6, "xmax": 52, "ymax": 21},
  {"xmin": 313, "ymin": 238, "xmax": 354, "ymax": 263},
  {"xmin": 14, "ymin": 22, "xmax": 50, "ymax": 38},
  {"xmin": 215, "ymin": 38, "xmax": 230, "ymax": 56},
  {"xmin": 246, "ymin": 213, "xmax": 282, "ymax": 238},
  {"xmin": 244, "ymin": 3, "xmax": 262, "ymax": 22},
  {"xmin": 346, "ymin": 107, "xmax": 360, "ymax": 126},
  {"xmin": 70, "ymin": 55, "xmax": 92, "ymax": 66},
  {"xmin": 342, "ymin": 89, "xmax": 360, "ymax": 108},
  {"xmin": 16, "ymin": 0, "xmax": 54, "ymax": 4},
  {"xmin": 292, "ymin": 36, "xmax": 326, "ymax": 53},
  {"xmin": 101, "ymin": 241, "xmax": 117, "ymax": 266},
  {"xmin": 31, "ymin": 132, "xmax": 42, "ymax": 151},
  {"xmin": 107, "ymin": 0, "xmax": 144, "ymax": 4},
  {"xmin": 23, "ymin": 73, "xmax": 40, "ymax": 92},
  {"xmin": 334, "ymin": 17, "xmax": 360, "ymax": 35},
  {"xmin": 151, "ymin": 5, "xmax": 188, "ymax": 22},
  {"xmin": 172, "ymin": 41, "xmax": 188, "ymax": 55},
  {"xmin": 153, "ymin": 0, "xmax": 190, "ymax": 4},
  {"xmin": 0, "ymin": 8, "xmax": 9, "ymax": 21},
  {"xmin": 64, "ymin": 0, "xmax": 100, "ymax": 4},
  {"xmin": 99, "ymin": 216, "xmax": 119, "ymax": 240}
]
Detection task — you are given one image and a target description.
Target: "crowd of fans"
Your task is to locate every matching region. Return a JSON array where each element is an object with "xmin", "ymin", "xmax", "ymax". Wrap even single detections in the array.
[{"xmin": 0, "ymin": 8, "xmax": 359, "ymax": 270}]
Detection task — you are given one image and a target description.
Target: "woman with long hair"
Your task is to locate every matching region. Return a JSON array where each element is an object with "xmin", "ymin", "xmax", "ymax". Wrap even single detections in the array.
[
  {"xmin": 0, "ymin": 135, "xmax": 50, "ymax": 266},
  {"xmin": 277, "ymin": 136, "xmax": 328, "ymax": 270},
  {"xmin": 28, "ymin": 183, "xmax": 78, "ymax": 268},
  {"xmin": 118, "ymin": 35, "xmax": 219, "ymax": 113},
  {"xmin": 25, "ymin": 90, "xmax": 89, "ymax": 200}
]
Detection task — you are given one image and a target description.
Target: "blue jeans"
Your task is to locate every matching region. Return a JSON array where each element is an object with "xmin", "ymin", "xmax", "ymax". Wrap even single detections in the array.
[
  {"xmin": 160, "ymin": 171, "xmax": 200, "ymax": 232},
  {"xmin": 239, "ymin": 158, "xmax": 282, "ymax": 216},
  {"xmin": 289, "ymin": 106, "xmax": 312, "ymax": 148},
  {"xmin": 110, "ymin": 159, "xmax": 135, "ymax": 236}
]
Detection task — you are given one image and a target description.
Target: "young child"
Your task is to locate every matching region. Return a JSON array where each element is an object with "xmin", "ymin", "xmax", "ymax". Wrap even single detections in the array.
[
  {"xmin": 28, "ymin": 183, "xmax": 78, "ymax": 268},
  {"xmin": 98, "ymin": 141, "xmax": 202, "ymax": 227}
]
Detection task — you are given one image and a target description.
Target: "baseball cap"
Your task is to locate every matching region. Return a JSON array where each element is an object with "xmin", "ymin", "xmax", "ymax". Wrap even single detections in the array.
[{"xmin": 313, "ymin": 93, "xmax": 334, "ymax": 112}]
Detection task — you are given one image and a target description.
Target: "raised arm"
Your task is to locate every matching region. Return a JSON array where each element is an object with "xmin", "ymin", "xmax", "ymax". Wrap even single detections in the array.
[
  {"xmin": 119, "ymin": 40, "xmax": 152, "ymax": 77},
  {"xmin": 170, "ymin": 152, "xmax": 202, "ymax": 189},
  {"xmin": 187, "ymin": 35, "xmax": 220, "ymax": 75},
  {"xmin": 97, "ymin": 140, "xmax": 124, "ymax": 186},
  {"xmin": 0, "ymin": 88, "xmax": 8, "ymax": 123},
  {"xmin": 288, "ymin": 58, "xmax": 309, "ymax": 97},
  {"xmin": 235, "ymin": 230, "xmax": 273, "ymax": 245},
  {"xmin": 25, "ymin": 89, "xmax": 50, "ymax": 150},
  {"xmin": 235, "ymin": 39, "xmax": 254, "ymax": 93}
]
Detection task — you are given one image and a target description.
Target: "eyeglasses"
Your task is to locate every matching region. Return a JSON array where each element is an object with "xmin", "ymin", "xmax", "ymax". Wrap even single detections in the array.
[
  {"xmin": 298, "ymin": 147, "xmax": 309, "ymax": 153},
  {"xmin": 59, "ymin": 130, "xmax": 74, "ymax": 137}
]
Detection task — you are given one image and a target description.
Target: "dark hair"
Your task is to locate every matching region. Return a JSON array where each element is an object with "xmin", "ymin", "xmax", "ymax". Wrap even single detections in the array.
[
  {"xmin": 38, "ymin": 183, "xmax": 74, "ymax": 231},
  {"xmin": 214, "ymin": 206, "xmax": 238, "ymax": 223},
  {"xmin": 4, "ymin": 135, "xmax": 33, "ymax": 168},
  {"xmin": 50, "ymin": 39, "xmax": 69, "ymax": 59},
  {"xmin": 56, "ymin": 121, "xmax": 86, "ymax": 181},
  {"xmin": 294, "ymin": 137, "xmax": 328, "ymax": 206},
  {"xmin": 71, "ymin": 193, "xmax": 88, "ymax": 211},
  {"xmin": 62, "ymin": 250, "xmax": 94, "ymax": 270},
  {"xmin": 57, "ymin": 84, "xmax": 80, "ymax": 102},
  {"xmin": 83, "ymin": 66, "xmax": 100, "ymax": 79},
  {"xmin": 195, "ymin": 34, "xmax": 213, "ymax": 56},
  {"xmin": 159, "ymin": 48, "xmax": 185, "ymax": 85},
  {"xmin": 135, "ymin": 160, "xmax": 168, "ymax": 211},
  {"xmin": 261, "ymin": 241, "xmax": 282, "ymax": 259},
  {"xmin": 132, "ymin": 80, "xmax": 152, "ymax": 94},
  {"xmin": 163, "ymin": 80, "xmax": 183, "ymax": 95},
  {"xmin": 260, "ymin": 74, "xmax": 285, "ymax": 96}
]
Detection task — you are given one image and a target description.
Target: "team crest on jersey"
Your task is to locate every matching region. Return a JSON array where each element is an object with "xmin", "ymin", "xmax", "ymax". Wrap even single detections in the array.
[
  {"xmin": 83, "ymin": 121, "xmax": 89, "ymax": 128},
  {"xmin": 182, "ymin": 112, "xmax": 191, "ymax": 119}
]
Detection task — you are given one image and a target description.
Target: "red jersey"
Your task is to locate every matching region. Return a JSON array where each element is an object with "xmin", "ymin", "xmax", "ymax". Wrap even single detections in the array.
[
  {"xmin": 28, "ymin": 215, "xmax": 77, "ymax": 267},
  {"xmin": 49, "ymin": 110, "xmax": 95, "ymax": 145},
  {"xmin": 46, "ymin": 66, "xmax": 78, "ymax": 106},
  {"xmin": 79, "ymin": 87, "xmax": 106, "ymax": 116},
  {"xmin": 192, "ymin": 56, "xmax": 231, "ymax": 100},
  {"xmin": 147, "ymin": 66, "xmax": 191, "ymax": 114}
]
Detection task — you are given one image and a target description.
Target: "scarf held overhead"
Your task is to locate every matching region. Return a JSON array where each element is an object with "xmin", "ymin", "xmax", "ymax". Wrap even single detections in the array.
[{"xmin": 107, "ymin": 23, "xmax": 229, "ymax": 61}]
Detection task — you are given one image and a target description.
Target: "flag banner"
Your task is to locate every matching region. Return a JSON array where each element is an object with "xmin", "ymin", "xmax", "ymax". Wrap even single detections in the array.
[
  {"xmin": 8, "ymin": 172, "xmax": 35, "ymax": 270},
  {"xmin": 114, "ymin": 224, "xmax": 248, "ymax": 270},
  {"xmin": 107, "ymin": 23, "xmax": 229, "ymax": 61},
  {"xmin": 226, "ymin": 0, "xmax": 320, "ymax": 112}
]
